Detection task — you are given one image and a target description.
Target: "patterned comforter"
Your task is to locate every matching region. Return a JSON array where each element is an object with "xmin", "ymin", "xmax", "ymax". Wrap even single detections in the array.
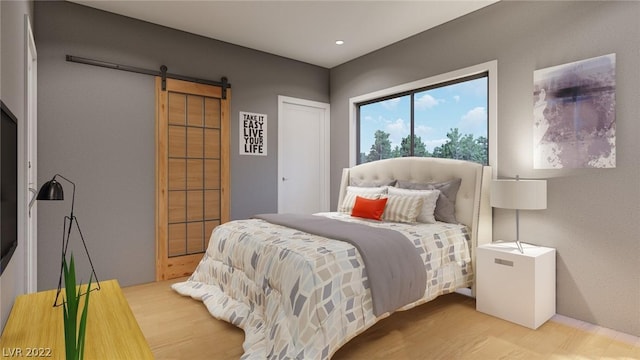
[{"xmin": 172, "ymin": 212, "xmax": 473, "ymax": 359}]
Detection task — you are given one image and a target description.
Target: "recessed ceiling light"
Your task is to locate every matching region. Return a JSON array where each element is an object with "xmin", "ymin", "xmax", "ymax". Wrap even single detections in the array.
[{"xmin": 335, "ymin": 40, "xmax": 345, "ymax": 45}]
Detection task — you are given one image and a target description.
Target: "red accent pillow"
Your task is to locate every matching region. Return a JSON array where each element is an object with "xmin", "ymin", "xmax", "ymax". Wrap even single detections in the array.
[{"xmin": 351, "ymin": 196, "xmax": 388, "ymax": 221}]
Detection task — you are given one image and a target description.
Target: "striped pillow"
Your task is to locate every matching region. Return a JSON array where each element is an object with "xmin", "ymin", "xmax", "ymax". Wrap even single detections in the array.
[
  {"xmin": 382, "ymin": 194, "xmax": 423, "ymax": 223},
  {"xmin": 388, "ymin": 187, "xmax": 440, "ymax": 224},
  {"xmin": 339, "ymin": 186, "xmax": 387, "ymax": 213}
]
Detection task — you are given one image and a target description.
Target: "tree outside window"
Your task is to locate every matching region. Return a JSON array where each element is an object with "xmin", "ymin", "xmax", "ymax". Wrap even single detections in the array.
[{"xmin": 358, "ymin": 75, "xmax": 488, "ymax": 165}]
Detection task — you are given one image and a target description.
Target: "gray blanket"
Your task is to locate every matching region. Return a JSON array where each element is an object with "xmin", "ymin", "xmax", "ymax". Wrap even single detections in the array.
[{"xmin": 253, "ymin": 213, "xmax": 427, "ymax": 316}]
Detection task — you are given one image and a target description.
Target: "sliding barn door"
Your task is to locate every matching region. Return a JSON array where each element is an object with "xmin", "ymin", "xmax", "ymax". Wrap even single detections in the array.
[{"xmin": 155, "ymin": 78, "xmax": 230, "ymax": 280}]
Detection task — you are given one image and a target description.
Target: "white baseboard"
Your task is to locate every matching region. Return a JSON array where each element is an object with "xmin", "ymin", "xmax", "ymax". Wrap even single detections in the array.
[{"xmin": 551, "ymin": 314, "xmax": 640, "ymax": 347}]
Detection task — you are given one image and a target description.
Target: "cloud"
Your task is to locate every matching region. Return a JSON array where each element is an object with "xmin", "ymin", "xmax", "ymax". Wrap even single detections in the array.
[
  {"xmin": 458, "ymin": 107, "xmax": 487, "ymax": 135},
  {"xmin": 415, "ymin": 124, "xmax": 439, "ymax": 151},
  {"xmin": 453, "ymin": 95, "xmax": 460, "ymax": 102},
  {"xmin": 414, "ymin": 93, "xmax": 443, "ymax": 110},
  {"xmin": 385, "ymin": 118, "xmax": 409, "ymax": 147},
  {"xmin": 425, "ymin": 138, "xmax": 448, "ymax": 151},
  {"xmin": 360, "ymin": 115, "xmax": 409, "ymax": 152},
  {"xmin": 414, "ymin": 124, "xmax": 434, "ymax": 138},
  {"xmin": 380, "ymin": 98, "xmax": 401, "ymax": 110}
]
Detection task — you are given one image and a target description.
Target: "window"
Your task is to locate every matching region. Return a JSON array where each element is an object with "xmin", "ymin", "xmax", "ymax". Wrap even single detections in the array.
[
  {"xmin": 349, "ymin": 60, "xmax": 498, "ymax": 170},
  {"xmin": 357, "ymin": 73, "xmax": 488, "ymax": 165}
]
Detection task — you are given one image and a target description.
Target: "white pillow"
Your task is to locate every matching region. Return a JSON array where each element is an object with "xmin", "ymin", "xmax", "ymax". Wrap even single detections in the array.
[
  {"xmin": 382, "ymin": 194, "xmax": 423, "ymax": 223},
  {"xmin": 339, "ymin": 186, "xmax": 387, "ymax": 213},
  {"xmin": 388, "ymin": 187, "xmax": 440, "ymax": 224}
]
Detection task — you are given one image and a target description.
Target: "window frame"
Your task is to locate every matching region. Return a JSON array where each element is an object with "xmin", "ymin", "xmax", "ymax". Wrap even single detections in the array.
[{"xmin": 348, "ymin": 60, "xmax": 497, "ymax": 176}]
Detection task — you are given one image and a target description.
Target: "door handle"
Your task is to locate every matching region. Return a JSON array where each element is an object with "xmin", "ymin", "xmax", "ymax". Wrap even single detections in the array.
[
  {"xmin": 28, "ymin": 187, "xmax": 38, "ymax": 216},
  {"xmin": 282, "ymin": 177, "xmax": 288, "ymax": 181}
]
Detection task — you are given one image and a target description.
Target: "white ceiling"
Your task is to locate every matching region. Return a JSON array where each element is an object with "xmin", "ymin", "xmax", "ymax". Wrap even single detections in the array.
[{"xmin": 69, "ymin": 0, "xmax": 498, "ymax": 68}]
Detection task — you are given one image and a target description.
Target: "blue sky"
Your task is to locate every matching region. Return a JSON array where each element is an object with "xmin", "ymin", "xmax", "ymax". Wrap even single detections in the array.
[{"xmin": 359, "ymin": 77, "xmax": 488, "ymax": 153}]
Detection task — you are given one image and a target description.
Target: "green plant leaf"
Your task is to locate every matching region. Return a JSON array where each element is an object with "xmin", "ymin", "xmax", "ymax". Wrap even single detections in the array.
[
  {"xmin": 62, "ymin": 253, "xmax": 92, "ymax": 360},
  {"xmin": 77, "ymin": 274, "xmax": 92, "ymax": 360},
  {"xmin": 74, "ymin": 289, "xmax": 83, "ymax": 360},
  {"xmin": 66, "ymin": 254, "xmax": 78, "ymax": 331},
  {"xmin": 62, "ymin": 299, "xmax": 73, "ymax": 360},
  {"xmin": 63, "ymin": 255, "xmax": 76, "ymax": 360}
]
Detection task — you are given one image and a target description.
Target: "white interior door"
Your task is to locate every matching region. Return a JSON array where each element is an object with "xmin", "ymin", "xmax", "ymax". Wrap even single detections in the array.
[
  {"xmin": 25, "ymin": 15, "xmax": 38, "ymax": 293},
  {"xmin": 278, "ymin": 96, "xmax": 330, "ymax": 214}
]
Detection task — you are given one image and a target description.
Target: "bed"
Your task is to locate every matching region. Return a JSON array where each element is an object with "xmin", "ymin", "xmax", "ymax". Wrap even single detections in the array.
[{"xmin": 173, "ymin": 157, "xmax": 492, "ymax": 359}]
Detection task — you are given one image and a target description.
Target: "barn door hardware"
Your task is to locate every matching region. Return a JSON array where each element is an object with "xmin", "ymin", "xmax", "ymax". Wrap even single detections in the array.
[{"xmin": 66, "ymin": 55, "xmax": 231, "ymax": 98}]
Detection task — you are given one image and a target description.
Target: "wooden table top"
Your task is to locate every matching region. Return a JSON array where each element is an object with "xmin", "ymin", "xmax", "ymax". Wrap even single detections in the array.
[{"xmin": 0, "ymin": 279, "xmax": 154, "ymax": 359}]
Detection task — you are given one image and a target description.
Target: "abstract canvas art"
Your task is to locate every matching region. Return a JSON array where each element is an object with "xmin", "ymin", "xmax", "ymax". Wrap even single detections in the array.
[{"xmin": 533, "ymin": 54, "xmax": 616, "ymax": 169}]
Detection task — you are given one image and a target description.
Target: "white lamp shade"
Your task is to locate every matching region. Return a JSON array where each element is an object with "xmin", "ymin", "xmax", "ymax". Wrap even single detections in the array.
[{"xmin": 491, "ymin": 179, "xmax": 547, "ymax": 210}]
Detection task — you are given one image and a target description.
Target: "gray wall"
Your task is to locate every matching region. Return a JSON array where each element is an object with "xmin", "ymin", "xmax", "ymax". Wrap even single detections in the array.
[
  {"xmin": 330, "ymin": 1, "xmax": 639, "ymax": 336},
  {"xmin": 34, "ymin": 1, "xmax": 328, "ymax": 290},
  {"xmin": 0, "ymin": 0, "xmax": 34, "ymax": 331},
  {"xmin": 28, "ymin": 0, "xmax": 640, "ymax": 338}
]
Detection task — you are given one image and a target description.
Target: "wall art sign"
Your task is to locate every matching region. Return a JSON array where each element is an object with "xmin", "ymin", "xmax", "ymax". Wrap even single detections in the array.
[
  {"xmin": 240, "ymin": 111, "xmax": 267, "ymax": 156},
  {"xmin": 533, "ymin": 53, "xmax": 616, "ymax": 169}
]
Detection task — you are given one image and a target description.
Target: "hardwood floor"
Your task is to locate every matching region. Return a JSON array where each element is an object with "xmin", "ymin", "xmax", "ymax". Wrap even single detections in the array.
[{"xmin": 122, "ymin": 278, "xmax": 640, "ymax": 359}]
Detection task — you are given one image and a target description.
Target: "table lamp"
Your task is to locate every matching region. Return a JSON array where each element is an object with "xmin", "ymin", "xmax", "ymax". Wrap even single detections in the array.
[{"xmin": 490, "ymin": 175, "xmax": 547, "ymax": 253}]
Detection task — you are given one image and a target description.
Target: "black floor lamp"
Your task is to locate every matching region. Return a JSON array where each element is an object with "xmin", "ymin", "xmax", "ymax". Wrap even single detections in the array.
[{"xmin": 35, "ymin": 174, "xmax": 100, "ymax": 307}]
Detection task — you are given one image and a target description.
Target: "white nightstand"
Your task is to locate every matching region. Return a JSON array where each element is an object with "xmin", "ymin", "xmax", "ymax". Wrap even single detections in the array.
[{"xmin": 476, "ymin": 242, "xmax": 556, "ymax": 329}]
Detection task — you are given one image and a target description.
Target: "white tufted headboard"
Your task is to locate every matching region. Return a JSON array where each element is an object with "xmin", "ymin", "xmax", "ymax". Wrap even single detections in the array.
[{"xmin": 338, "ymin": 157, "xmax": 492, "ymax": 273}]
